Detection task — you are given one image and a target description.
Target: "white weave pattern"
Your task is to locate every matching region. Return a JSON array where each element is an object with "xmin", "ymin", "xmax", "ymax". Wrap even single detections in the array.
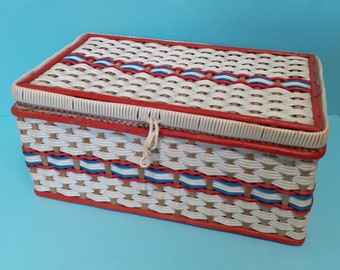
[
  {"xmin": 17, "ymin": 117, "xmax": 317, "ymax": 191},
  {"xmin": 24, "ymin": 152, "xmax": 314, "ymax": 210},
  {"xmin": 30, "ymin": 167, "xmax": 309, "ymax": 240},
  {"xmin": 74, "ymin": 37, "xmax": 310, "ymax": 79},
  {"xmin": 31, "ymin": 63, "xmax": 314, "ymax": 124}
]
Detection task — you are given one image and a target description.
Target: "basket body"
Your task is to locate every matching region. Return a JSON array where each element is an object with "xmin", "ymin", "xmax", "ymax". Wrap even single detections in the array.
[{"xmin": 12, "ymin": 33, "xmax": 329, "ymax": 245}]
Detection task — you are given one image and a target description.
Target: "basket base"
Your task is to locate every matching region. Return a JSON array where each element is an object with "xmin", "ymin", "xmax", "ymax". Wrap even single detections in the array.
[{"xmin": 34, "ymin": 190, "xmax": 305, "ymax": 245}]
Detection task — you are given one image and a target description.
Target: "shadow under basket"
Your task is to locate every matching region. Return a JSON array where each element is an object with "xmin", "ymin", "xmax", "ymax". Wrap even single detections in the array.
[{"xmin": 12, "ymin": 33, "xmax": 329, "ymax": 245}]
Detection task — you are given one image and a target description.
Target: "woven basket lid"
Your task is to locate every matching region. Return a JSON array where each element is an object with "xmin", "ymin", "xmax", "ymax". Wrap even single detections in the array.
[{"xmin": 12, "ymin": 33, "xmax": 329, "ymax": 150}]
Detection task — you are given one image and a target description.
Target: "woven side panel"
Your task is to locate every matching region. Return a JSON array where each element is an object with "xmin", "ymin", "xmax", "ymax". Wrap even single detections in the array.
[
  {"xmin": 30, "ymin": 167, "xmax": 309, "ymax": 241},
  {"xmin": 24, "ymin": 151, "xmax": 314, "ymax": 212},
  {"xmin": 17, "ymin": 117, "xmax": 317, "ymax": 193},
  {"xmin": 17, "ymin": 116, "xmax": 315, "ymax": 242}
]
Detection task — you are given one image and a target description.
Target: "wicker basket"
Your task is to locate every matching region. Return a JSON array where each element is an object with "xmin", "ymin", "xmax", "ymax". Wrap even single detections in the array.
[{"xmin": 12, "ymin": 33, "xmax": 329, "ymax": 245}]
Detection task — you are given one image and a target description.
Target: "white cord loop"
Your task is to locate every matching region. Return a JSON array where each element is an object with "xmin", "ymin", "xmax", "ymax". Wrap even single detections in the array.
[{"xmin": 140, "ymin": 118, "xmax": 161, "ymax": 168}]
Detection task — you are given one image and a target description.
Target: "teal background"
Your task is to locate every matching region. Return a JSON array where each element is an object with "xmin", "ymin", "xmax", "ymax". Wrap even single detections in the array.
[{"xmin": 1, "ymin": 1, "xmax": 340, "ymax": 269}]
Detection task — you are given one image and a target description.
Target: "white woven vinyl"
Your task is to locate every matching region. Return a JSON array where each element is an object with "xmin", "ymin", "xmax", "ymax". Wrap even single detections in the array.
[
  {"xmin": 30, "ymin": 167, "xmax": 309, "ymax": 240},
  {"xmin": 31, "ymin": 62, "xmax": 314, "ymax": 124},
  {"xmin": 74, "ymin": 37, "xmax": 310, "ymax": 79},
  {"xmin": 17, "ymin": 117, "xmax": 317, "ymax": 192},
  {"xmin": 24, "ymin": 151, "xmax": 314, "ymax": 211}
]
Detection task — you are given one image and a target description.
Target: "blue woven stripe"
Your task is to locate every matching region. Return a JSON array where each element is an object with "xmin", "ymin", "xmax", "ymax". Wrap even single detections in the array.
[
  {"xmin": 282, "ymin": 79, "xmax": 310, "ymax": 90},
  {"xmin": 214, "ymin": 187, "xmax": 244, "ymax": 197},
  {"xmin": 288, "ymin": 202, "xmax": 312, "ymax": 212},
  {"xmin": 251, "ymin": 194, "xmax": 282, "ymax": 204},
  {"xmin": 62, "ymin": 54, "xmax": 87, "ymax": 62},
  {"xmin": 255, "ymin": 187, "xmax": 278, "ymax": 194},
  {"xmin": 24, "ymin": 152, "xmax": 42, "ymax": 167},
  {"xmin": 93, "ymin": 59, "xmax": 116, "ymax": 66},
  {"xmin": 181, "ymin": 70, "xmax": 206, "ymax": 78},
  {"xmin": 292, "ymin": 193, "xmax": 313, "ymax": 200},
  {"xmin": 111, "ymin": 164, "xmax": 138, "ymax": 178},
  {"xmin": 252, "ymin": 187, "xmax": 313, "ymax": 210},
  {"xmin": 25, "ymin": 161, "xmax": 42, "ymax": 167},
  {"xmin": 179, "ymin": 174, "xmax": 206, "ymax": 189},
  {"xmin": 150, "ymin": 67, "xmax": 174, "ymax": 75},
  {"xmin": 213, "ymin": 73, "xmax": 238, "ymax": 82},
  {"xmin": 22, "ymin": 152, "xmax": 313, "ymax": 211},
  {"xmin": 245, "ymin": 76, "xmax": 274, "ymax": 86},
  {"xmin": 144, "ymin": 169, "xmax": 173, "ymax": 183},
  {"xmin": 48, "ymin": 156, "xmax": 74, "ymax": 169},
  {"xmin": 215, "ymin": 180, "xmax": 242, "ymax": 187},
  {"xmin": 120, "ymin": 63, "xmax": 145, "ymax": 72},
  {"xmin": 79, "ymin": 168, "xmax": 106, "ymax": 174},
  {"xmin": 23, "ymin": 152, "xmax": 38, "ymax": 156},
  {"xmin": 48, "ymin": 163, "xmax": 74, "ymax": 169}
]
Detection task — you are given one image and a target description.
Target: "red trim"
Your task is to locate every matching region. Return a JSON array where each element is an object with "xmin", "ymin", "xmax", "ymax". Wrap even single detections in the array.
[
  {"xmin": 15, "ymin": 33, "xmax": 324, "ymax": 132},
  {"xmin": 308, "ymin": 55, "xmax": 325, "ymax": 130},
  {"xmin": 34, "ymin": 190, "xmax": 305, "ymax": 245},
  {"xmin": 12, "ymin": 105, "xmax": 326, "ymax": 160},
  {"xmin": 23, "ymin": 147, "xmax": 315, "ymax": 197}
]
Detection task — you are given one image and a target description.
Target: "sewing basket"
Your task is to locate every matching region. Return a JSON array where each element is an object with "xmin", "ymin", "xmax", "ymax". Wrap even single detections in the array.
[{"xmin": 12, "ymin": 33, "xmax": 329, "ymax": 245}]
